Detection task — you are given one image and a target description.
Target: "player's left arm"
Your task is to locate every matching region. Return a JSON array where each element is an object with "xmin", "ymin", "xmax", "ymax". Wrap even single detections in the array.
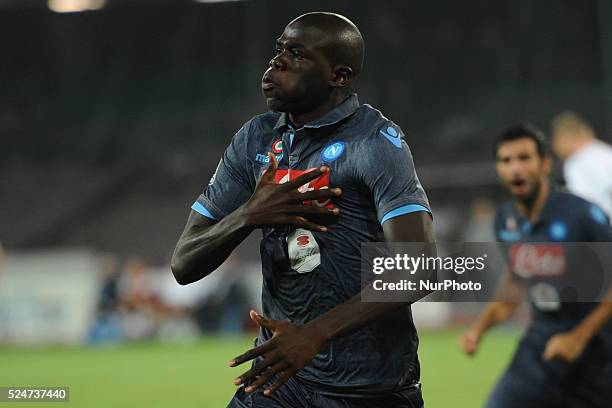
[{"xmin": 544, "ymin": 204, "xmax": 612, "ymax": 363}]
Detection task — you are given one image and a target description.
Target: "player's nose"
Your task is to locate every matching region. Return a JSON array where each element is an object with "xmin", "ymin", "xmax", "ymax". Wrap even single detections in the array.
[{"xmin": 269, "ymin": 55, "xmax": 285, "ymax": 70}]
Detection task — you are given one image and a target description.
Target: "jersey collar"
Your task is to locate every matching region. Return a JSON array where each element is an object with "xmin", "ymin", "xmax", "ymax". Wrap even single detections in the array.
[{"xmin": 273, "ymin": 93, "xmax": 360, "ymax": 132}]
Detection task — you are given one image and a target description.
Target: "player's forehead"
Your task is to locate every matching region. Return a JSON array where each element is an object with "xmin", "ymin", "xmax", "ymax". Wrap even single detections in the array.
[
  {"xmin": 497, "ymin": 137, "xmax": 539, "ymax": 158},
  {"xmin": 277, "ymin": 23, "xmax": 330, "ymax": 52}
]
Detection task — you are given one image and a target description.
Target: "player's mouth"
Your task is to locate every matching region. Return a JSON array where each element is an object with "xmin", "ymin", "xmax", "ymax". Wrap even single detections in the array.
[
  {"xmin": 262, "ymin": 82, "xmax": 275, "ymax": 91},
  {"xmin": 261, "ymin": 74, "xmax": 277, "ymax": 91},
  {"xmin": 509, "ymin": 178, "xmax": 527, "ymax": 193}
]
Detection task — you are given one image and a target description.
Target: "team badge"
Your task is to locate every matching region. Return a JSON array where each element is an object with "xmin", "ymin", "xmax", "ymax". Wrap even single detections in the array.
[
  {"xmin": 321, "ymin": 141, "xmax": 345, "ymax": 162},
  {"xmin": 548, "ymin": 220, "xmax": 568, "ymax": 241},
  {"xmin": 272, "ymin": 139, "xmax": 283, "ymax": 154}
]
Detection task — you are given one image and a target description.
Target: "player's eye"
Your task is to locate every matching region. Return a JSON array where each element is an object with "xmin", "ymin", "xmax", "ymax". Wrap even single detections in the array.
[
  {"xmin": 273, "ymin": 47, "xmax": 283, "ymax": 56},
  {"xmin": 291, "ymin": 49, "xmax": 303, "ymax": 59}
]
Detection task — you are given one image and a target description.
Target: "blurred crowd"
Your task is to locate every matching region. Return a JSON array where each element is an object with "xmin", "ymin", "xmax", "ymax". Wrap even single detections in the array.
[{"xmin": 87, "ymin": 254, "xmax": 257, "ymax": 344}]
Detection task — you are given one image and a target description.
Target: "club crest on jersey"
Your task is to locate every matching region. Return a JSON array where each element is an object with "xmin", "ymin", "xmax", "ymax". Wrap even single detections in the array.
[
  {"xmin": 321, "ymin": 141, "xmax": 345, "ymax": 162},
  {"xmin": 380, "ymin": 125, "xmax": 402, "ymax": 149},
  {"xmin": 272, "ymin": 139, "xmax": 283, "ymax": 154},
  {"xmin": 548, "ymin": 220, "xmax": 568, "ymax": 241}
]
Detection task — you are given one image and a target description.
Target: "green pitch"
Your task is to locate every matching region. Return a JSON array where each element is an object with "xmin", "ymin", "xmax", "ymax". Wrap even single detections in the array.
[{"xmin": 0, "ymin": 329, "xmax": 520, "ymax": 408}]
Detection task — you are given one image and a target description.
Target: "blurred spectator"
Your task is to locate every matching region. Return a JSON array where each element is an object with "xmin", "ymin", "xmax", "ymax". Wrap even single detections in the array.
[
  {"xmin": 551, "ymin": 111, "xmax": 612, "ymax": 218},
  {"xmin": 462, "ymin": 197, "xmax": 496, "ymax": 242},
  {"xmin": 189, "ymin": 255, "xmax": 251, "ymax": 334},
  {"xmin": 118, "ymin": 256, "xmax": 160, "ymax": 340},
  {"xmin": 88, "ymin": 255, "xmax": 123, "ymax": 344},
  {"xmin": 97, "ymin": 255, "xmax": 121, "ymax": 314}
]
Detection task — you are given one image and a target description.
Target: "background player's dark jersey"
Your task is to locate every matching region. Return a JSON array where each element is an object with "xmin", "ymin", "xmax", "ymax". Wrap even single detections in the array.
[
  {"xmin": 192, "ymin": 95, "xmax": 431, "ymax": 395},
  {"xmin": 494, "ymin": 188, "xmax": 612, "ymax": 330}
]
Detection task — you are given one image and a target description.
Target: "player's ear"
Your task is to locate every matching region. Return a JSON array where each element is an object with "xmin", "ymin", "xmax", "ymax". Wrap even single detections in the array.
[{"xmin": 330, "ymin": 65, "xmax": 353, "ymax": 88}]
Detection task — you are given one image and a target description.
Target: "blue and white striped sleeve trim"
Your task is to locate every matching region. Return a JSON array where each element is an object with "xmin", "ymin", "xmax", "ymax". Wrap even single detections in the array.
[
  {"xmin": 191, "ymin": 202, "xmax": 217, "ymax": 220},
  {"xmin": 381, "ymin": 204, "xmax": 431, "ymax": 225}
]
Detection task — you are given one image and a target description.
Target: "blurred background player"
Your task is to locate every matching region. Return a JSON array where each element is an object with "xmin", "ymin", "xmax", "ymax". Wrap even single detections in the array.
[
  {"xmin": 458, "ymin": 125, "xmax": 612, "ymax": 408},
  {"xmin": 551, "ymin": 111, "xmax": 612, "ymax": 220}
]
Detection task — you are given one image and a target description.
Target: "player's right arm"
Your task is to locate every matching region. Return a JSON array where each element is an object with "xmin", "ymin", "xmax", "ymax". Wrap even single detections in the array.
[
  {"xmin": 171, "ymin": 153, "xmax": 341, "ymax": 285},
  {"xmin": 458, "ymin": 268, "xmax": 524, "ymax": 356}
]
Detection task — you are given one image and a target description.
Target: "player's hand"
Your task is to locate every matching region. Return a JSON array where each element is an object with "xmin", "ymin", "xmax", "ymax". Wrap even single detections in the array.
[
  {"xmin": 458, "ymin": 329, "xmax": 482, "ymax": 356},
  {"xmin": 543, "ymin": 331, "xmax": 587, "ymax": 363},
  {"xmin": 229, "ymin": 310, "xmax": 326, "ymax": 396},
  {"xmin": 239, "ymin": 152, "xmax": 342, "ymax": 232}
]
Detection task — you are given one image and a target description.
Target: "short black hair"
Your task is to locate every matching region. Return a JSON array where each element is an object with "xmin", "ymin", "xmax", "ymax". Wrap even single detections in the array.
[
  {"xmin": 290, "ymin": 12, "xmax": 364, "ymax": 76},
  {"xmin": 493, "ymin": 124, "xmax": 548, "ymax": 158}
]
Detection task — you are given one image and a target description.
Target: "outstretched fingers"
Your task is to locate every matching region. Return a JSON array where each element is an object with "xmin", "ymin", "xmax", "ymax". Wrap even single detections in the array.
[
  {"xmin": 299, "ymin": 187, "xmax": 342, "ymax": 201},
  {"xmin": 283, "ymin": 166, "xmax": 329, "ymax": 190},
  {"xmin": 230, "ymin": 341, "xmax": 275, "ymax": 367}
]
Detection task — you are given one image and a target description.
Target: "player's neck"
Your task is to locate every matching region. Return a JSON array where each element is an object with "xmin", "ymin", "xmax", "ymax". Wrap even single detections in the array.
[
  {"xmin": 288, "ymin": 92, "xmax": 348, "ymax": 129},
  {"xmin": 516, "ymin": 181, "xmax": 550, "ymax": 222}
]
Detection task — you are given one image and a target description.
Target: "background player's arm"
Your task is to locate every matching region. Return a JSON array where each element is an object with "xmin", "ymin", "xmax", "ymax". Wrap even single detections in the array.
[
  {"xmin": 230, "ymin": 211, "xmax": 435, "ymax": 396},
  {"xmin": 458, "ymin": 269, "xmax": 524, "ymax": 356},
  {"xmin": 543, "ymin": 287, "xmax": 612, "ymax": 363},
  {"xmin": 542, "ymin": 207, "xmax": 612, "ymax": 362},
  {"xmin": 171, "ymin": 154, "xmax": 341, "ymax": 285}
]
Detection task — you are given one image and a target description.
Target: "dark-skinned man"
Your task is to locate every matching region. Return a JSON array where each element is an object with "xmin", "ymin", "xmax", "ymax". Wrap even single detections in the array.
[
  {"xmin": 172, "ymin": 12, "xmax": 433, "ymax": 408},
  {"xmin": 458, "ymin": 125, "xmax": 612, "ymax": 407}
]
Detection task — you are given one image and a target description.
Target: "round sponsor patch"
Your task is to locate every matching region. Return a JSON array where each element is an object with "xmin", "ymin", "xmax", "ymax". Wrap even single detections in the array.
[
  {"xmin": 321, "ymin": 141, "xmax": 345, "ymax": 162},
  {"xmin": 506, "ymin": 216, "xmax": 517, "ymax": 231},
  {"xmin": 272, "ymin": 139, "xmax": 283, "ymax": 154},
  {"xmin": 530, "ymin": 283, "xmax": 560, "ymax": 311},
  {"xmin": 287, "ymin": 229, "xmax": 320, "ymax": 273}
]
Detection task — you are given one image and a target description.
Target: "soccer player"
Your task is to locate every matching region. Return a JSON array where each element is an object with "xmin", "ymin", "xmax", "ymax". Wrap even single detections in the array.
[
  {"xmin": 458, "ymin": 125, "xmax": 612, "ymax": 407},
  {"xmin": 551, "ymin": 111, "xmax": 612, "ymax": 220},
  {"xmin": 171, "ymin": 12, "xmax": 433, "ymax": 408}
]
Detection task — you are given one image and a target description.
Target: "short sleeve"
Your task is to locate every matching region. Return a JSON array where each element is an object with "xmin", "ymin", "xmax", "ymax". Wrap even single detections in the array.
[
  {"xmin": 192, "ymin": 125, "xmax": 254, "ymax": 220},
  {"xmin": 358, "ymin": 122, "xmax": 431, "ymax": 223},
  {"xmin": 580, "ymin": 204, "xmax": 612, "ymax": 242}
]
